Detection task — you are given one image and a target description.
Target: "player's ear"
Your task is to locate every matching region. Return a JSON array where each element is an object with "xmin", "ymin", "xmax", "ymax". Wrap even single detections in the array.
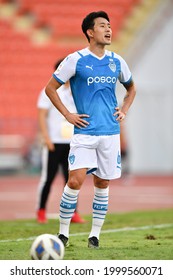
[{"xmin": 87, "ymin": 29, "xmax": 94, "ymax": 39}]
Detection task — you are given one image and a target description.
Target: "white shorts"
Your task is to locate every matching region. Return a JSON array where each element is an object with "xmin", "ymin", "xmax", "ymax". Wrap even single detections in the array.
[{"xmin": 68, "ymin": 134, "xmax": 121, "ymax": 180}]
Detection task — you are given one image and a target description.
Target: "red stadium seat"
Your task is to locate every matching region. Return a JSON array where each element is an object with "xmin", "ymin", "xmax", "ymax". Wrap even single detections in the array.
[{"xmin": 0, "ymin": 0, "xmax": 140, "ymax": 140}]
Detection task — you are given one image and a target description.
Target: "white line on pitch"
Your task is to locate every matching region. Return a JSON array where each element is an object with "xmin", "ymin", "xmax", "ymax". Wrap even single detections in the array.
[{"xmin": 0, "ymin": 223, "xmax": 173, "ymax": 243}]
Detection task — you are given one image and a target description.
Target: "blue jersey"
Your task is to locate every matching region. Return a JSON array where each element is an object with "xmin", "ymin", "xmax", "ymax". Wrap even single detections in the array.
[{"xmin": 53, "ymin": 48, "xmax": 132, "ymax": 136}]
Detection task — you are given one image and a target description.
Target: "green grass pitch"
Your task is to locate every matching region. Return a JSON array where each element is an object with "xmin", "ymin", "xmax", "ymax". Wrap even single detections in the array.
[{"xmin": 0, "ymin": 209, "xmax": 173, "ymax": 260}]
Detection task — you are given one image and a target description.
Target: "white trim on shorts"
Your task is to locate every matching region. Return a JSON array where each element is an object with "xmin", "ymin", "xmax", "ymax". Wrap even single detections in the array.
[{"xmin": 68, "ymin": 134, "xmax": 121, "ymax": 180}]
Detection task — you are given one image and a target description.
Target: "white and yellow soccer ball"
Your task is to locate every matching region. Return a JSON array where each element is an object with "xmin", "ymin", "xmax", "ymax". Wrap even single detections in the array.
[{"xmin": 30, "ymin": 233, "xmax": 65, "ymax": 260}]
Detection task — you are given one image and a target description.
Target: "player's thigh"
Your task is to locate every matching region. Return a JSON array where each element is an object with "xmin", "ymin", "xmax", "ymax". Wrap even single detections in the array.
[
  {"xmin": 69, "ymin": 134, "xmax": 98, "ymax": 171},
  {"xmin": 95, "ymin": 135, "xmax": 121, "ymax": 180}
]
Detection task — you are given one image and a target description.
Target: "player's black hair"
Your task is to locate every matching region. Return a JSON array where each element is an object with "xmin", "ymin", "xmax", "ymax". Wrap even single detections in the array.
[
  {"xmin": 82, "ymin": 11, "xmax": 110, "ymax": 42},
  {"xmin": 54, "ymin": 58, "xmax": 64, "ymax": 70}
]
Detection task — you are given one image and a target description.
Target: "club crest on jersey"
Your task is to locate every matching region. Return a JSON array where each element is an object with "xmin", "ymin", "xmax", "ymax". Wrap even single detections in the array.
[
  {"xmin": 109, "ymin": 59, "xmax": 116, "ymax": 72},
  {"xmin": 69, "ymin": 154, "xmax": 75, "ymax": 165}
]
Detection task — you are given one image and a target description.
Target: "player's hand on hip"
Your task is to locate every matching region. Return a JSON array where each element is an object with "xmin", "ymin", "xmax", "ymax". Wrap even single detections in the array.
[
  {"xmin": 114, "ymin": 107, "xmax": 126, "ymax": 122},
  {"xmin": 65, "ymin": 112, "xmax": 90, "ymax": 128}
]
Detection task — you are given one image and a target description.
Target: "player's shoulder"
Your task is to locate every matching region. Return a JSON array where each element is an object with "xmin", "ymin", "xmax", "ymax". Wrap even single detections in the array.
[
  {"xmin": 65, "ymin": 48, "xmax": 88, "ymax": 62},
  {"xmin": 107, "ymin": 50, "xmax": 125, "ymax": 62}
]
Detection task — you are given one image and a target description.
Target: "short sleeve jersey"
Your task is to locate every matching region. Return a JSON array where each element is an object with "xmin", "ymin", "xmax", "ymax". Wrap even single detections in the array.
[
  {"xmin": 53, "ymin": 48, "xmax": 132, "ymax": 136},
  {"xmin": 37, "ymin": 85, "xmax": 76, "ymax": 143}
]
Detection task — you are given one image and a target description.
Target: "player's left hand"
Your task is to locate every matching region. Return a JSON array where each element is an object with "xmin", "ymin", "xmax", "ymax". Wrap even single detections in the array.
[{"xmin": 114, "ymin": 107, "xmax": 126, "ymax": 122}]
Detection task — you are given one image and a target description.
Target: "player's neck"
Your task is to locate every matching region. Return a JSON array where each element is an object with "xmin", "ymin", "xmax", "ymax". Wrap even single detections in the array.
[{"xmin": 88, "ymin": 44, "xmax": 105, "ymax": 58}]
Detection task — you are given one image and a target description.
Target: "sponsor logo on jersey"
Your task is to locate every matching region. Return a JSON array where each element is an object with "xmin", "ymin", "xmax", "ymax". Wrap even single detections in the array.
[
  {"xmin": 109, "ymin": 59, "xmax": 116, "ymax": 72},
  {"xmin": 86, "ymin": 65, "xmax": 93, "ymax": 70},
  {"xmin": 87, "ymin": 76, "xmax": 117, "ymax": 85}
]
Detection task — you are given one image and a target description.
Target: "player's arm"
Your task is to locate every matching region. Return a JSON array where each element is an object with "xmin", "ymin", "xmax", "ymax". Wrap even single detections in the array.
[
  {"xmin": 45, "ymin": 77, "xmax": 89, "ymax": 128},
  {"xmin": 121, "ymin": 80, "xmax": 136, "ymax": 116},
  {"xmin": 114, "ymin": 80, "xmax": 136, "ymax": 121},
  {"xmin": 45, "ymin": 77, "xmax": 69, "ymax": 117},
  {"xmin": 38, "ymin": 108, "xmax": 54, "ymax": 151}
]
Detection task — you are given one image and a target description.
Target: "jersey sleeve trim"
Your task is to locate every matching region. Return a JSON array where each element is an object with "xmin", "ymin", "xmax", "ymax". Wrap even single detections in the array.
[
  {"xmin": 120, "ymin": 75, "xmax": 132, "ymax": 85},
  {"xmin": 52, "ymin": 74, "xmax": 65, "ymax": 84}
]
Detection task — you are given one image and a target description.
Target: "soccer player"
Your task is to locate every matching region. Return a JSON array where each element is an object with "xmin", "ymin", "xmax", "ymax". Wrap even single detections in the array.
[
  {"xmin": 45, "ymin": 11, "xmax": 136, "ymax": 248},
  {"xmin": 37, "ymin": 59, "xmax": 85, "ymax": 224}
]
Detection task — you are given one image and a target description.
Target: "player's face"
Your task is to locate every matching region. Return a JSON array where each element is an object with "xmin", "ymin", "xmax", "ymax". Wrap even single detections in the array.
[{"xmin": 91, "ymin": 17, "xmax": 112, "ymax": 45}]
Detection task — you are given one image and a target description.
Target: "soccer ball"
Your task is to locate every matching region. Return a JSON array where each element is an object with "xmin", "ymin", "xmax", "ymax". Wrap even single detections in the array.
[{"xmin": 30, "ymin": 233, "xmax": 65, "ymax": 260}]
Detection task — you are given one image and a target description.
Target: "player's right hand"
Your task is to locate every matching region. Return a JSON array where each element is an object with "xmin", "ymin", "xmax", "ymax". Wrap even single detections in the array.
[{"xmin": 65, "ymin": 113, "xmax": 90, "ymax": 128}]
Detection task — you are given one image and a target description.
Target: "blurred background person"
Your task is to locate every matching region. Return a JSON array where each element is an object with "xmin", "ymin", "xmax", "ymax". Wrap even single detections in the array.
[
  {"xmin": 36, "ymin": 59, "xmax": 86, "ymax": 224},
  {"xmin": 120, "ymin": 121, "xmax": 129, "ymax": 176}
]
